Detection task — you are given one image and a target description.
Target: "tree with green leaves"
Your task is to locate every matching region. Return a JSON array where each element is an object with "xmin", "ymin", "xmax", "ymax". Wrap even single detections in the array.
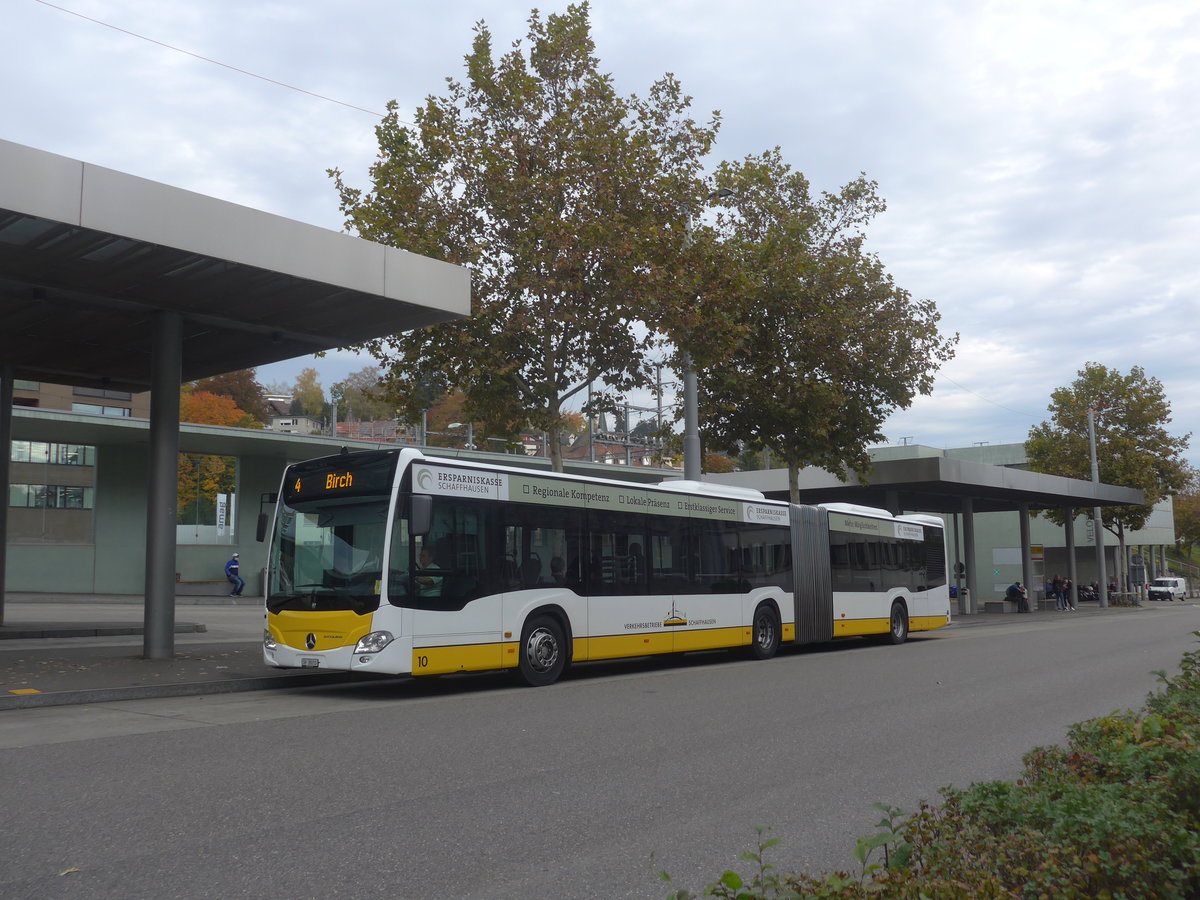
[
  {"xmin": 330, "ymin": 3, "xmax": 717, "ymax": 470},
  {"xmin": 291, "ymin": 368, "xmax": 326, "ymax": 420},
  {"xmin": 331, "ymin": 366, "xmax": 395, "ymax": 422},
  {"xmin": 692, "ymin": 150, "xmax": 957, "ymax": 501},
  {"xmin": 1026, "ymin": 363, "xmax": 1191, "ymax": 589},
  {"xmin": 1173, "ymin": 469, "xmax": 1200, "ymax": 559}
]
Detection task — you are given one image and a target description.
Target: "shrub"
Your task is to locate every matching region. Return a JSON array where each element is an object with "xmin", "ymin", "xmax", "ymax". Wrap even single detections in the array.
[{"xmin": 666, "ymin": 638, "xmax": 1200, "ymax": 899}]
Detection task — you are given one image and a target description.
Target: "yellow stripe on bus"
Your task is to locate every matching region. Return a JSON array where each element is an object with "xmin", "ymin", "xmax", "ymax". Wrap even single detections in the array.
[
  {"xmin": 673, "ymin": 626, "xmax": 749, "ymax": 652},
  {"xmin": 413, "ymin": 642, "xmax": 505, "ymax": 675},
  {"xmin": 577, "ymin": 632, "xmax": 674, "ymax": 660},
  {"xmin": 833, "ymin": 615, "xmax": 950, "ymax": 638},
  {"xmin": 406, "ymin": 615, "xmax": 950, "ymax": 677}
]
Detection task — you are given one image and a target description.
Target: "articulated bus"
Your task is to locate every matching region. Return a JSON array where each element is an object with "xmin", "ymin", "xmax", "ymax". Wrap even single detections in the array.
[{"xmin": 262, "ymin": 448, "xmax": 949, "ymax": 686}]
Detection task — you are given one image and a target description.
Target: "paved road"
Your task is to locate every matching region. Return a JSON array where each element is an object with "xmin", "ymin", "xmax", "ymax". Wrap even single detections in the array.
[{"xmin": 2, "ymin": 603, "xmax": 1197, "ymax": 899}]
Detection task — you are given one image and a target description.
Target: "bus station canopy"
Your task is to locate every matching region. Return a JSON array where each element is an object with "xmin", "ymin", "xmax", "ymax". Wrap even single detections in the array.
[
  {"xmin": 710, "ymin": 454, "xmax": 1145, "ymax": 514},
  {"xmin": 0, "ymin": 139, "xmax": 471, "ymax": 653},
  {"xmin": 0, "ymin": 138, "xmax": 470, "ymax": 393}
]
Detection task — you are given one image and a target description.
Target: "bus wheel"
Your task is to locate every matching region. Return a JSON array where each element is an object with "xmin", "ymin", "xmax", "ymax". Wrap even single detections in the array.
[
  {"xmin": 748, "ymin": 604, "xmax": 781, "ymax": 660},
  {"xmin": 888, "ymin": 602, "xmax": 909, "ymax": 645},
  {"xmin": 517, "ymin": 615, "xmax": 567, "ymax": 687}
]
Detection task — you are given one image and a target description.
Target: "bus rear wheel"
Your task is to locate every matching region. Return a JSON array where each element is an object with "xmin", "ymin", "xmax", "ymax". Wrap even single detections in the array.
[
  {"xmin": 888, "ymin": 602, "xmax": 909, "ymax": 645},
  {"xmin": 517, "ymin": 615, "xmax": 567, "ymax": 687},
  {"xmin": 748, "ymin": 604, "xmax": 781, "ymax": 660}
]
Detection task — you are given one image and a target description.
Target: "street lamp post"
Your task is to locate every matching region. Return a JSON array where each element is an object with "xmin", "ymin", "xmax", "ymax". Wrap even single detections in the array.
[
  {"xmin": 1088, "ymin": 406, "xmax": 1109, "ymax": 608},
  {"xmin": 681, "ymin": 187, "xmax": 734, "ymax": 482}
]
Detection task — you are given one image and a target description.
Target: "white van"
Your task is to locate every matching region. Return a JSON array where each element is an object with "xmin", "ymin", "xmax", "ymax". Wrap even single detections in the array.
[{"xmin": 1147, "ymin": 577, "xmax": 1187, "ymax": 602}]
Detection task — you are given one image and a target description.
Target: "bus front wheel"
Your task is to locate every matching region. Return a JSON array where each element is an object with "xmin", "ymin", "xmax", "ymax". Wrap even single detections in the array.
[
  {"xmin": 517, "ymin": 615, "xmax": 567, "ymax": 687},
  {"xmin": 748, "ymin": 604, "xmax": 781, "ymax": 660},
  {"xmin": 888, "ymin": 602, "xmax": 909, "ymax": 645}
]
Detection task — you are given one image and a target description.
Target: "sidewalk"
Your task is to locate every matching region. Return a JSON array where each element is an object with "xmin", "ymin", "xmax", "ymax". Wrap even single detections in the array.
[
  {"xmin": 0, "ymin": 593, "xmax": 362, "ymax": 710},
  {"xmin": 0, "ymin": 593, "xmax": 1188, "ymax": 710}
]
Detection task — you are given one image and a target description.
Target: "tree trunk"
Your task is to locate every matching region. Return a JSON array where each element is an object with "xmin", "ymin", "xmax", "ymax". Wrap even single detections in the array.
[
  {"xmin": 788, "ymin": 459, "xmax": 800, "ymax": 505},
  {"xmin": 549, "ymin": 424, "xmax": 563, "ymax": 472}
]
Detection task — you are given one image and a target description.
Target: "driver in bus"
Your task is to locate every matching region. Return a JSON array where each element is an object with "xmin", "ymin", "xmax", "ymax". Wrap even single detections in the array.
[{"xmin": 416, "ymin": 546, "xmax": 443, "ymax": 598}]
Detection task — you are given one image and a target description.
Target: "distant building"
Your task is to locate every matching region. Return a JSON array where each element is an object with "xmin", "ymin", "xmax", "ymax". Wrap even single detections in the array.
[
  {"xmin": 264, "ymin": 394, "xmax": 321, "ymax": 436},
  {"xmin": 13, "ymin": 380, "xmax": 150, "ymax": 418}
]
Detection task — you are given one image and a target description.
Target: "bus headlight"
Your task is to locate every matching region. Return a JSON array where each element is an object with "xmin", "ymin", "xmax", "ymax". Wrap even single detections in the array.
[
  {"xmin": 263, "ymin": 629, "xmax": 277, "ymax": 650},
  {"xmin": 355, "ymin": 631, "xmax": 394, "ymax": 654}
]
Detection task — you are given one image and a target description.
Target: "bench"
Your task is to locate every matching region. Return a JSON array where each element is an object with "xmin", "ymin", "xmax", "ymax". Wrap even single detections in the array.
[
  {"xmin": 175, "ymin": 578, "xmax": 233, "ymax": 597},
  {"xmin": 983, "ymin": 599, "xmax": 1018, "ymax": 614}
]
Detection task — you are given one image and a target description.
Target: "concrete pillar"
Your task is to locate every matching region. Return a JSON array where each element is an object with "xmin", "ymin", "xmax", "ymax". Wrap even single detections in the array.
[
  {"xmin": 0, "ymin": 365, "xmax": 11, "ymax": 625},
  {"xmin": 1064, "ymin": 508, "xmax": 1078, "ymax": 607},
  {"xmin": 962, "ymin": 496, "xmax": 977, "ymax": 613},
  {"xmin": 1019, "ymin": 502, "xmax": 1033, "ymax": 607},
  {"xmin": 143, "ymin": 311, "xmax": 182, "ymax": 659}
]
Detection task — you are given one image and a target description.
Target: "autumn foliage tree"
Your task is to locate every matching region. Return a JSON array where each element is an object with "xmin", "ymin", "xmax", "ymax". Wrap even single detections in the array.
[
  {"xmin": 177, "ymin": 385, "xmax": 258, "ymax": 526},
  {"xmin": 331, "ymin": 3, "xmax": 717, "ymax": 471},
  {"xmin": 191, "ymin": 369, "xmax": 269, "ymax": 424},
  {"xmin": 179, "ymin": 387, "xmax": 259, "ymax": 429}
]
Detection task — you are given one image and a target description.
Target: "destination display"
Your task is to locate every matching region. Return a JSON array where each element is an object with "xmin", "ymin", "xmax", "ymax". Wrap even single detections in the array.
[
  {"xmin": 828, "ymin": 511, "xmax": 924, "ymax": 541},
  {"xmin": 283, "ymin": 451, "xmax": 399, "ymax": 504}
]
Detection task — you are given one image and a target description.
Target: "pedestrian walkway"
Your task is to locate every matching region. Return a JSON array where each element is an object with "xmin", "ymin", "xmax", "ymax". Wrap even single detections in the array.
[
  {"xmin": 0, "ymin": 594, "xmax": 360, "ymax": 710},
  {"xmin": 0, "ymin": 593, "xmax": 1191, "ymax": 710}
]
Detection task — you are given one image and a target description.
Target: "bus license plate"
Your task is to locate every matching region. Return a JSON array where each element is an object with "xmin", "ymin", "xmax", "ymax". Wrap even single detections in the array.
[{"xmin": 301, "ymin": 658, "xmax": 320, "ymax": 668}]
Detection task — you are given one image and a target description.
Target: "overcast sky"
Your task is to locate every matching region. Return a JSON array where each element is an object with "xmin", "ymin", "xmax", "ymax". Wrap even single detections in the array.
[{"xmin": 6, "ymin": 0, "xmax": 1198, "ymax": 463}]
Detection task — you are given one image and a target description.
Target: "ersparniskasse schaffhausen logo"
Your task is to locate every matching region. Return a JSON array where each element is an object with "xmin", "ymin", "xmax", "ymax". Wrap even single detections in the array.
[{"xmin": 416, "ymin": 468, "xmax": 434, "ymax": 491}]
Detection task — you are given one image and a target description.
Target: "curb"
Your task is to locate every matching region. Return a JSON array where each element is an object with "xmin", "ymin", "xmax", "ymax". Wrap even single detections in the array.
[
  {"xmin": 0, "ymin": 670, "xmax": 366, "ymax": 711},
  {"xmin": 0, "ymin": 623, "xmax": 208, "ymax": 641}
]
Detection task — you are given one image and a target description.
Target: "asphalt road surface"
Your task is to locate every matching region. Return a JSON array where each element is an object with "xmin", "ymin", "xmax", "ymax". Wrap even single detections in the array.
[{"xmin": 3, "ymin": 604, "xmax": 1198, "ymax": 899}]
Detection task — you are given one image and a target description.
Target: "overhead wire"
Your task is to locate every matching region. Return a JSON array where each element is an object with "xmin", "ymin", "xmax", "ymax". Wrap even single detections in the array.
[{"xmin": 32, "ymin": 0, "xmax": 390, "ymax": 119}]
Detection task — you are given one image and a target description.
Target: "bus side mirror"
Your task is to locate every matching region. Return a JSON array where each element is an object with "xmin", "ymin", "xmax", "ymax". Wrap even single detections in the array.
[
  {"xmin": 411, "ymin": 493, "xmax": 432, "ymax": 536},
  {"xmin": 256, "ymin": 513, "xmax": 269, "ymax": 543}
]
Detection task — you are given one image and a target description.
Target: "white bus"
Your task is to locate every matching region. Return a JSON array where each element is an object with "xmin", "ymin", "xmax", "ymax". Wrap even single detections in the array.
[{"xmin": 262, "ymin": 448, "xmax": 949, "ymax": 686}]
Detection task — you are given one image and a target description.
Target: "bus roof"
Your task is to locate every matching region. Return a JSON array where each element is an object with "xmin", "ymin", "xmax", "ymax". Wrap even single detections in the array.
[{"xmin": 294, "ymin": 447, "xmax": 781, "ymax": 505}]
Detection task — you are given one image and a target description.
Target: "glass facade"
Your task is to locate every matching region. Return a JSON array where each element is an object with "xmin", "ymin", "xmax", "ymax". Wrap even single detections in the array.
[
  {"xmin": 176, "ymin": 453, "xmax": 239, "ymax": 545},
  {"xmin": 71, "ymin": 403, "xmax": 132, "ymax": 417}
]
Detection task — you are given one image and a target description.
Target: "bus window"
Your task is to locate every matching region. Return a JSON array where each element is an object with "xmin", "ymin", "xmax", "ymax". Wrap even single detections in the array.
[
  {"xmin": 740, "ymin": 525, "xmax": 792, "ymax": 590},
  {"xmin": 647, "ymin": 515, "xmax": 689, "ymax": 595},
  {"xmin": 501, "ymin": 503, "xmax": 583, "ymax": 590},
  {"xmin": 586, "ymin": 510, "xmax": 647, "ymax": 595},
  {"xmin": 402, "ymin": 497, "xmax": 491, "ymax": 609},
  {"xmin": 693, "ymin": 519, "xmax": 743, "ymax": 593}
]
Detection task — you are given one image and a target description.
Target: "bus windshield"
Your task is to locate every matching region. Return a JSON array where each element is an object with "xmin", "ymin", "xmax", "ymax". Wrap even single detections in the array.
[{"xmin": 267, "ymin": 495, "xmax": 390, "ymax": 615}]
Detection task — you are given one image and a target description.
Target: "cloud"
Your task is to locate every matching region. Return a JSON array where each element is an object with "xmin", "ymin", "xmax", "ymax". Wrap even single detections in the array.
[{"xmin": 6, "ymin": 0, "xmax": 1197, "ymax": 466}]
